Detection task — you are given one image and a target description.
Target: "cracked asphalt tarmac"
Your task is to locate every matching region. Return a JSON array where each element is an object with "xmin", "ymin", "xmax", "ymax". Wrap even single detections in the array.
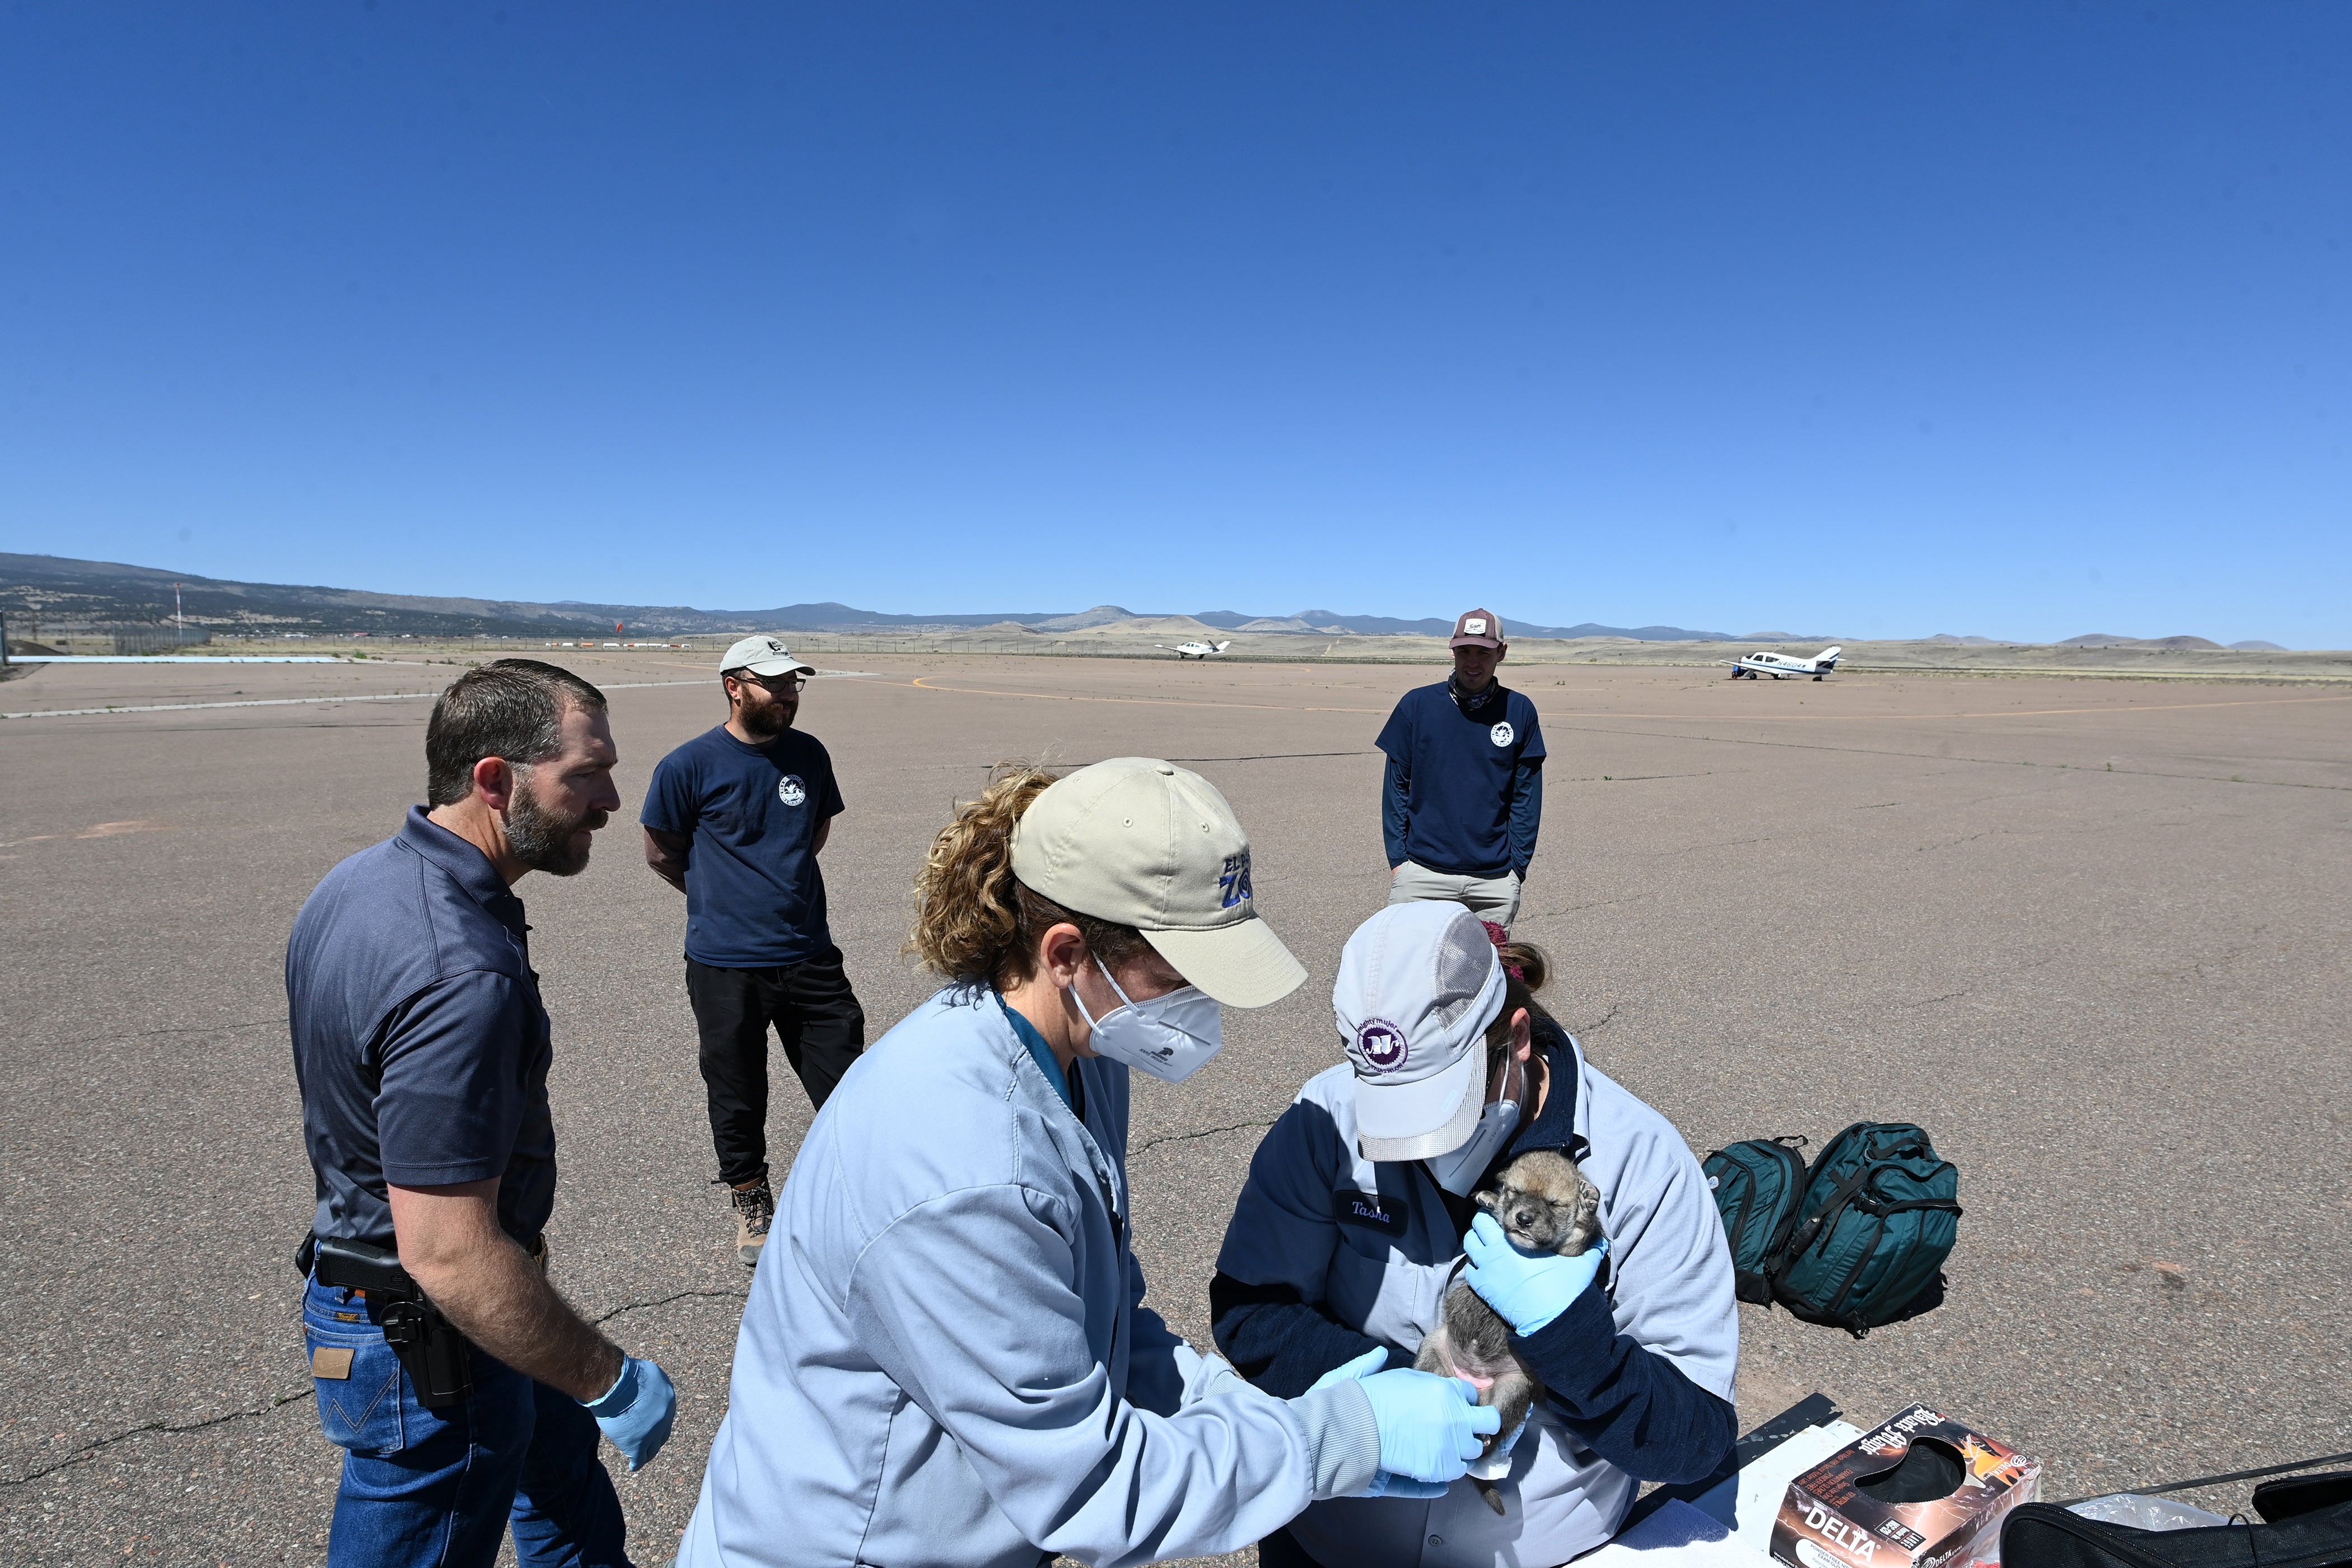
[{"xmin": 3, "ymin": 652, "xmax": 2346, "ymax": 1565}]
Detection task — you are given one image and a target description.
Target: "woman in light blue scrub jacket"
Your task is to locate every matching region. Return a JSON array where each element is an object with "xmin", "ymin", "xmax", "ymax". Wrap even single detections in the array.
[{"xmin": 675, "ymin": 759, "xmax": 1501, "ymax": 1568}]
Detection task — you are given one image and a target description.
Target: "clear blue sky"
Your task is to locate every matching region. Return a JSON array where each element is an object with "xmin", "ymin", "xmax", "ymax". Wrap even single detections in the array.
[{"xmin": 2, "ymin": 4, "xmax": 2345, "ymax": 644}]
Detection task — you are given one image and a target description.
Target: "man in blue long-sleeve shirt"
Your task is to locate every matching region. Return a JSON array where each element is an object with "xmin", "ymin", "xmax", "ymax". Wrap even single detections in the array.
[{"xmin": 1376, "ymin": 609, "xmax": 1545, "ymax": 930}]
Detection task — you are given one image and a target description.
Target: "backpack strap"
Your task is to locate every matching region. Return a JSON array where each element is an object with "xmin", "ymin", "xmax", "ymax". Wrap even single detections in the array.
[
  {"xmin": 1818, "ymin": 1211, "xmax": 1889, "ymax": 1333},
  {"xmin": 1774, "ymin": 1161, "xmax": 1877, "ymax": 1275},
  {"xmin": 1706, "ymin": 1151, "xmax": 1755, "ymax": 1258}
]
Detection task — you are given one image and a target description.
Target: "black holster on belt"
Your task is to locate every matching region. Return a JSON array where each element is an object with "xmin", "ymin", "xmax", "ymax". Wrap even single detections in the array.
[{"xmin": 297, "ymin": 1233, "xmax": 475, "ymax": 1411}]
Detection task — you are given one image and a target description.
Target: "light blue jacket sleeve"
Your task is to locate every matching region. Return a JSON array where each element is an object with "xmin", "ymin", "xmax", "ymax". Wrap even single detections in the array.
[
  {"xmin": 1123, "ymin": 1249, "xmax": 1188, "ymax": 1416},
  {"xmin": 844, "ymin": 1182, "xmax": 1373, "ymax": 1566},
  {"xmin": 1123, "ymin": 1249, "xmax": 1252, "ymax": 1415}
]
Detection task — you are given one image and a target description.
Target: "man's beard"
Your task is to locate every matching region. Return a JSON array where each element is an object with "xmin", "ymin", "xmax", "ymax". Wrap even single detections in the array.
[
  {"xmin": 506, "ymin": 772, "xmax": 606, "ymax": 877},
  {"xmin": 738, "ymin": 696, "xmax": 793, "ymax": 740}
]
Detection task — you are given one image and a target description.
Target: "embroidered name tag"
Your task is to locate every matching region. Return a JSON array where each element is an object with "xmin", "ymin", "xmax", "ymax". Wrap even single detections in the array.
[
  {"xmin": 311, "ymin": 1347, "xmax": 355, "ymax": 1380},
  {"xmin": 1333, "ymin": 1189, "xmax": 1407, "ymax": 1236}
]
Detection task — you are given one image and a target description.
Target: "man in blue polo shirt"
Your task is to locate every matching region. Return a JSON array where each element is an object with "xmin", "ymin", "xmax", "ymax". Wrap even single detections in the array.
[
  {"xmin": 1376, "ymin": 608, "xmax": 1547, "ymax": 928},
  {"xmin": 288, "ymin": 659, "xmax": 676, "ymax": 1568},
  {"xmin": 642, "ymin": 634, "xmax": 865, "ymax": 1268}
]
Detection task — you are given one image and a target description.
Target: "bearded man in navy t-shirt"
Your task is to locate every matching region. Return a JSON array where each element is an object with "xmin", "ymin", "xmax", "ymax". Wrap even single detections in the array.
[
  {"xmin": 1374, "ymin": 608, "xmax": 1546, "ymax": 929},
  {"xmin": 642, "ymin": 634, "xmax": 866, "ymax": 1268}
]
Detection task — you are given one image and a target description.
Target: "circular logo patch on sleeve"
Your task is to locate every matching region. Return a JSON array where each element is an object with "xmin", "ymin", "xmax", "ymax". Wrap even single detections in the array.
[
  {"xmin": 777, "ymin": 776, "xmax": 807, "ymax": 806},
  {"xmin": 1490, "ymin": 721, "xmax": 1515, "ymax": 747}
]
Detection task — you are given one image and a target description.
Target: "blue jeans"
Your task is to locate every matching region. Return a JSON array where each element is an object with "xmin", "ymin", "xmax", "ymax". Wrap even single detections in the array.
[{"xmin": 303, "ymin": 1277, "xmax": 632, "ymax": 1567}]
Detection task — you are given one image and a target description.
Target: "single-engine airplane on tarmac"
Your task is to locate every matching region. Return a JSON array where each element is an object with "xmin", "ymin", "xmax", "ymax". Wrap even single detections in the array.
[
  {"xmin": 1158, "ymin": 640, "xmax": 1234, "ymax": 660},
  {"xmin": 1726, "ymin": 645, "xmax": 1843, "ymax": 680}
]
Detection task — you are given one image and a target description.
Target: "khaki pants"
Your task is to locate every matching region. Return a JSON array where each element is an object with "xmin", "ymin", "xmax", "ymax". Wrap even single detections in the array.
[{"xmin": 1387, "ymin": 859, "xmax": 1522, "ymax": 928}]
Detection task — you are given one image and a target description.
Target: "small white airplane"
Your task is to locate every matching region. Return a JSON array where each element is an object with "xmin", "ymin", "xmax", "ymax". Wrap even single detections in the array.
[
  {"xmin": 1158, "ymin": 639, "xmax": 1233, "ymax": 660},
  {"xmin": 1726, "ymin": 645, "xmax": 1843, "ymax": 680}
]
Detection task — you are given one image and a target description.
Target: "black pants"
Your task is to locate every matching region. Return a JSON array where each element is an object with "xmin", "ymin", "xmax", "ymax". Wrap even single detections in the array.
[
  {"xmin": 1257, "ymin": 1527, "xmax": 1323, "ymax": 1567},
  {"xmin": 685, "ymin": 950, "xmax": 866, "ymax": 1186}
]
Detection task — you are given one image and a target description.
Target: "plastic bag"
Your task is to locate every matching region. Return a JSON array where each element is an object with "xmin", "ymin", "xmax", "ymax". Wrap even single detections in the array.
[{"xmin": 2065, "ymin": 1495, "xmax": 2230, "ymax": 1532}]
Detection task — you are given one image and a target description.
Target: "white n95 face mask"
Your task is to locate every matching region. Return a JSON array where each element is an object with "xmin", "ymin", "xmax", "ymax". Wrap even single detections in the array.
[
  {"xmin": 1427, "ymin": 1056, "xmax": 1522, "ymax": 1196},
  {"xmin": 1070, "ymin": 957, "xmax": 1225, "ymax": 1083}
]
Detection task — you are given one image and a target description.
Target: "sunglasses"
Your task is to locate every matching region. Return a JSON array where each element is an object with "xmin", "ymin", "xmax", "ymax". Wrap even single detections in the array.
[{"xmin": 728, "ymin": 670, "xmax": 805, "ymax": 693}]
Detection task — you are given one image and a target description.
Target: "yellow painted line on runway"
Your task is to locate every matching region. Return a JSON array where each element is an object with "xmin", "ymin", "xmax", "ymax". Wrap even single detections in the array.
[
  {"xmin": 1939, "ymin": 691, "xmax": 2352, "ymax": 719},
  {"xmin": 2, "ymin": 688, "xmax": 450, "ymax": 720},
  {"xmin": 898, "ymin": 675, "xmax": 2352, "ymax": 727},
  {"xmin": 1533, "ymin": 720, "xmax": 2351, "ymax": 791},
  {"xmin": 903, "ymin": 675, "xmax": 2351, "ymax": 726},
  {"xmin": 1534, "ymin": 692, "xmax": 2352, "ymax": 724},
  {"xmin": 0, "ymin": 820, "xmax": 170, "ymax": 848},
  {"xmin": 906, "ymin": 676, "xmax": 1383, "ymax": 715},
  {"xmin": 0, "ymin": 675, "xmax": 874, "ymax": 722}
]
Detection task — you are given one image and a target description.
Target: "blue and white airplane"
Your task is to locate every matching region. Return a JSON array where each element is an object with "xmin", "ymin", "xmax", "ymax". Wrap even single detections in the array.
[
  {"xmin": 1158, "ymin": 639, "xmax": 1233, "ymax": 660},
  {"xmin": 1726, "ymin": 645, "xmax": 1842, "ymax": 680}
]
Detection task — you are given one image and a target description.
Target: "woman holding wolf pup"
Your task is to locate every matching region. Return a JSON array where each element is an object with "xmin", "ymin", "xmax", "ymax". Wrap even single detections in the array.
[{"xmin": 1212, "ymin": 900, "xmax": 1740, "ymax": 1568}]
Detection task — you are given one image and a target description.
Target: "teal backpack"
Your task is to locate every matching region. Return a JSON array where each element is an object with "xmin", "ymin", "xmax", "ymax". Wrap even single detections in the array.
[
  {"xmin": 1705, "ymin": 1122, "xmax": 1961, "ymax": 1337},
  {"xmin": 1701, "ymin": 1135, "xmax": 1810, "ymax": 1305}
]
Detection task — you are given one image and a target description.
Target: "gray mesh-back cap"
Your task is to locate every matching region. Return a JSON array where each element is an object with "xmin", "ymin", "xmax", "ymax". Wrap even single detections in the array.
[{"xmin": 1333, "ymin": 902, "xmax": 1507, "ymax": 1162}]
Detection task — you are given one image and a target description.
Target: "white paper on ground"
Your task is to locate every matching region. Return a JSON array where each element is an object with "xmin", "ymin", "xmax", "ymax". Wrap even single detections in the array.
[
  {"xmin": 1579, "ymin": 1499, "xmax": 1754, "ymax": 1568},
  {"xmin": 1733, "ymin": 1421, "xmax": 1861, "ymax": 1552},
  {"xmin": 1728, "ymin": 1420, "xmax": 1862, "ymax": 1552},
  {"xmin": 1575, "ymin": 1418, "xmax": 1870, "ymax": 1568}
]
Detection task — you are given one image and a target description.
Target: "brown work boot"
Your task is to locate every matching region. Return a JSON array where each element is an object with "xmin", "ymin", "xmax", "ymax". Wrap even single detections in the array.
[{"xmin": 728, "ymin": 1177, "xmax": 774, "ymax": 1270}]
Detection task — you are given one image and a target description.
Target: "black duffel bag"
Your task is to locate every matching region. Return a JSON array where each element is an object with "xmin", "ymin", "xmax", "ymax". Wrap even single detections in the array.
[{"xmin": 2003, "ymin": 1480, "xmax": 2352, "ymax": 1568}]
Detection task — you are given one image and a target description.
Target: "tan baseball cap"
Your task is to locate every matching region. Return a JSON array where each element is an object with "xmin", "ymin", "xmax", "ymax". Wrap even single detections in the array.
[
  {"xmin": 1450, "ymin": 609, "xmax": 1505, "ymax": 650},
  {"xmin": 1010, "ymin": 757, "xmax": 1307, "ymax": 1009},
  {"xmin": 720, "ymin": 634, "xmax": 816, "ymax": 678}
]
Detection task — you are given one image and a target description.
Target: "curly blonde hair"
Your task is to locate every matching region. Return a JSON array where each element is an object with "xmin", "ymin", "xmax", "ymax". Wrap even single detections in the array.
[{"xmin": 908, "ymin": 763, "xmax": 1147, "ymax": 990}]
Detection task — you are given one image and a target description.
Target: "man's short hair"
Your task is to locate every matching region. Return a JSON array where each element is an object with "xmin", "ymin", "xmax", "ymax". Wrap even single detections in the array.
[{"xmin": 426, "ymin": 659, "xmax": 608, "ymax": 807}]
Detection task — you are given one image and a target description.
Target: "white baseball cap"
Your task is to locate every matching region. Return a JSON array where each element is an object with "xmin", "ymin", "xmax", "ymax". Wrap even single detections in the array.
[
  {"xmin": 1335, "ymin": 902, "xmax": 1508, "ymax": 1161},
  {"xmin": 1010, "ymin": 757, "xmax": 1307, "ymax": 1009},
  {"xmin": 721, "ymin": 634, "xmax": 816, "ymax": 679}
]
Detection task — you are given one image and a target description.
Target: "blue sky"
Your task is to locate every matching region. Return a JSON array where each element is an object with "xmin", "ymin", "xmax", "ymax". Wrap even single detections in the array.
[{"xmin": 2, "ymin": 4, "xmax": 2345, "ymax": 645}]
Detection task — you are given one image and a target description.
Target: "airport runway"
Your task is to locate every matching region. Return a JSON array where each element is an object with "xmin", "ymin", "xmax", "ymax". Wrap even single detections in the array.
[{"xmin": 3, "ymin": 652, "xmax": 2347, "ymax": 1566}]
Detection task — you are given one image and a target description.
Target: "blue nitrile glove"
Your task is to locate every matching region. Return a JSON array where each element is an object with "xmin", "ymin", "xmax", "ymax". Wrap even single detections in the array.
[
  {"xmin": 582, "ymin": 1356, "xmax": 676, "ymax": 1472},
  {"xmin": 1308, "ymin": 1347, "xmax": 1449, "ymax": 1499},
  {"xmin": 1356, "ymin": 1368, "xmax": 1500, "ymax": 1485},
  {"xmin": 1306, "ymin": 1345, "xmax": 1392, "ymax": 1392},
  {"xmin": 1470, "ymin": 1413, "xmax": 1533, "ymax": 1481},
  {"xmin": 1462, "ymin": 1212, "xmax": 1609, "ymax": 1337}
]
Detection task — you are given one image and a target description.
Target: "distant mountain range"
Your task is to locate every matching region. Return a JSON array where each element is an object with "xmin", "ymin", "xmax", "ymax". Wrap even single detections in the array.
[
  {"xmin": 0, "ymin": 554, "xmax": 1760, "ymax": 641},
  {"xmin": 1054, "ymin": 605, "xmax": 1770, "ymax": 640},
  {"xmin": 2058, "ymin": 632, "xmax": 2288, "ymax": 652},
  {"xmin": 0, "ymin": 553, "xmax": 2285, "ymax": 648}
]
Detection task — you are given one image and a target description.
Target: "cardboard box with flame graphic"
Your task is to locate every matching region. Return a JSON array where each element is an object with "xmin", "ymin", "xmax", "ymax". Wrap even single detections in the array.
[{"xmin": 1771, "ymin": 1406, "xmax": 2041, "ymax": 1568}]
